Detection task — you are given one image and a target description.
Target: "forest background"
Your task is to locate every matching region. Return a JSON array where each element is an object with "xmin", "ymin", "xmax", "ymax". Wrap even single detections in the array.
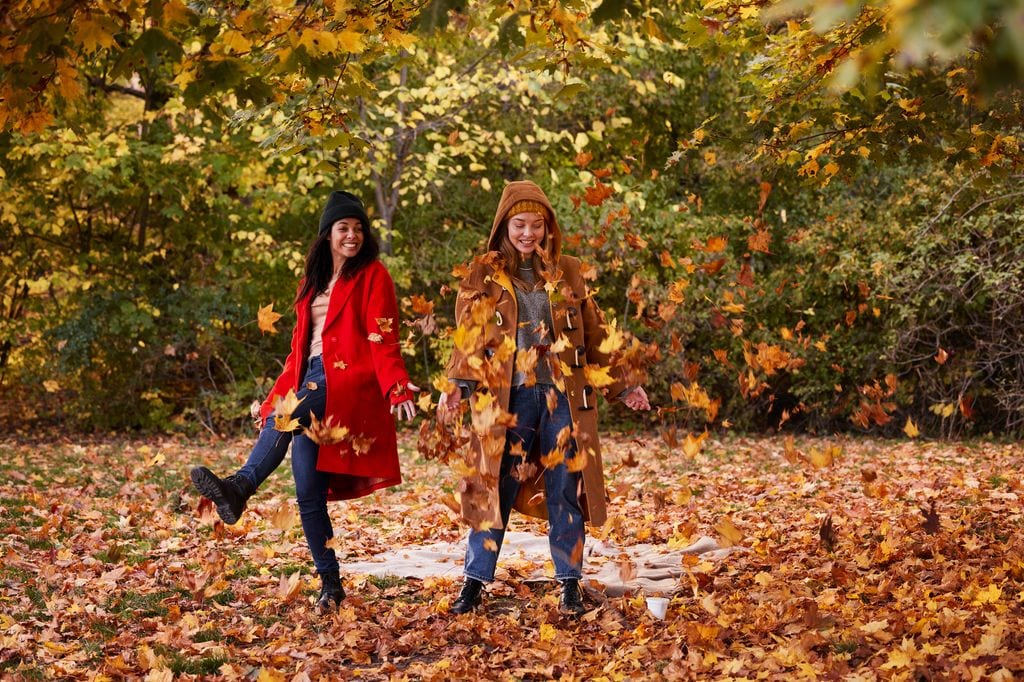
[
  {"xmin": 3, "ymin": 1, "xmax": 1024, "ymax": 679},
  {"xmin": 1, "ymin": 0, "xmax": 1022, "ymax": 441}
]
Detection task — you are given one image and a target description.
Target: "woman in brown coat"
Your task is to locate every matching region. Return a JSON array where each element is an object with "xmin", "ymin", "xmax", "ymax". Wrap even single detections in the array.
[{"xmin": 438, "ymin": 180, "xmax": 650, "ymax": 616}]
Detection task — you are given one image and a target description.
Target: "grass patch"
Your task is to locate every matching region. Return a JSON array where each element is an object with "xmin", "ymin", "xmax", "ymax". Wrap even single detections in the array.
[
  {"xmin": 833, "ymin": 641, "xmax": 859, "ymax": 654},
  {"xmin": 0, "ymin": 658, "xmax": 46, "ymax": 679},
  {"xmin": 231, "ymin": 562, "xmax": 261, "ymax": 579},
  {"xmin": 194, "ymin": 628, "xmax": 224, "ymax": 644},
  {"xmin": 368, "ymin": 574, "xmax": 407, "ymax": 590},
  {"xmin": 211, "ymin": 589, "xmax": 236, "ymax": 606},
  {"xmin": 23, "ymin": 537, "xmax": 53, "ymax": 551},
  {"xmin": 105, "ymin": 589, "xmax": 177, "ymax": 619},
  {"xmin": 160, "ymin": 647, "xmax": 229, "ymax": 676},
  {"xmin": 25, "ymin": 584, "xmax": 47, "ymax": 611}
]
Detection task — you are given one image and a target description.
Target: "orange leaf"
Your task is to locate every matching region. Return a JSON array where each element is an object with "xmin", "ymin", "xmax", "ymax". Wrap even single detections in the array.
[{"xmin": 257, "ymin": 303, "xmax": 282, "ymax": 334}]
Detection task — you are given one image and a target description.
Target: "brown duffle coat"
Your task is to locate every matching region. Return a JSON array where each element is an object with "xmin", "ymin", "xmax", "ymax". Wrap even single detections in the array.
[{"xmin": 446, "ymin": 181, "xmax": 627, "ymax": 529}]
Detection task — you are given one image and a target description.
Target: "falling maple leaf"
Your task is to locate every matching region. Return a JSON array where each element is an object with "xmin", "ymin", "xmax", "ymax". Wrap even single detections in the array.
[
  {"xmin": 583, "ymin": 181, "xmax": 613, "ymax": 206},
  {"xmin": 819, "ymin": 514, "xmax": 837, "ymax": 552},
  {"xmin": 597, "ymin": 318, "xmax": 626, "ymax": 355},
  {"xmin": 920, "ymin": 500, "xmax": 940, "ymax": 534},
  {"xmin": 257, "ymin": 303, "xmax": 282, "ymax": 334},
  {"xmin": 272, "ymin": 389, "xmax": 304, "ymax": 432},
  {"xmin": 584, "ymin": 364, "xmax": 617, "ymax": 388},
  {"xmin": 904, "ymin": 417, "xmax": 920, "ymax": 438},
  {"xmin": 376, "ymin": 317, "xmax": 394, "ymax": 334}
]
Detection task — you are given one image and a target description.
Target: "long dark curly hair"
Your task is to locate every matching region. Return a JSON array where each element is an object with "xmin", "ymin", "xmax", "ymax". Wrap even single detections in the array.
[{"xmin": 295, "ymin": 222, "xmax": 380, "ymax": 304}]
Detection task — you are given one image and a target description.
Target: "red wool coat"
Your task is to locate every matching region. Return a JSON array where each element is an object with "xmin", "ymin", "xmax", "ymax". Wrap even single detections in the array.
[{"xmin": 259, "ymin": 259, "xmax": 411, "ymax": 501}]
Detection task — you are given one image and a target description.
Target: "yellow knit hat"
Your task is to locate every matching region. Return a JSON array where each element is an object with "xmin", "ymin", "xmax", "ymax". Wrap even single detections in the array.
[{"xmin": 506, "ymin": 200, "xmax": 548, "ymax": 220}]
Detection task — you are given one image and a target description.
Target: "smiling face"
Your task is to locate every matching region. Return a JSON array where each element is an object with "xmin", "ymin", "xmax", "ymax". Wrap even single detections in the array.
[
  {"xmin": 506, "ymin": 211, "xmax": 546, "ymax": 257},
  {"xmin": 330, "ymin": 217, "xmax": 364, "ymax": 268}
]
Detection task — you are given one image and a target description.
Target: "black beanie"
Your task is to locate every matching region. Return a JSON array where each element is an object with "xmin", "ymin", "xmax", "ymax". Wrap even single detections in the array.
[{"xmin": 318, "ymin": 190, "xmax": 371, "ymax": 236}]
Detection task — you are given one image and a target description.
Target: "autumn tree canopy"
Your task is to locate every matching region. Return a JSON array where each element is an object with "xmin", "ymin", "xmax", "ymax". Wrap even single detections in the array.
[{"xmin": 1, "ymin": 0, "xmax": 1022, "ymax": 436}]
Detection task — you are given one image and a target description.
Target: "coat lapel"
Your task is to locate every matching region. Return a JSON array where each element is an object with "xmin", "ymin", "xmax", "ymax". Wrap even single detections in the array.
[{"xmin": 322, "ymin": 270, "xmax": 360, "ymax": 332}]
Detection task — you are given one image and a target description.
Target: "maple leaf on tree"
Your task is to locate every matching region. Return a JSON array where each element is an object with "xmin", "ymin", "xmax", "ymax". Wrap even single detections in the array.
[{"xmin": 257, "ymin": 303, "xmax": 282, "ymax": 334}]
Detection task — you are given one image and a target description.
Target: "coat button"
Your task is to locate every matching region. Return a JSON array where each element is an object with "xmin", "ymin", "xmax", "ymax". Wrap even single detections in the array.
[{"xmin": 570, "ymin": 390, "xmax": 576, "ymax": 397}]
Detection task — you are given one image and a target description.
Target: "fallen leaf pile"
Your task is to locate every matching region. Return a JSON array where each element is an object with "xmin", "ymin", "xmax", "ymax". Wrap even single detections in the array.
[{"xmin": 1, "ymin": 432, "xmax": 1021, "ymax": 679}]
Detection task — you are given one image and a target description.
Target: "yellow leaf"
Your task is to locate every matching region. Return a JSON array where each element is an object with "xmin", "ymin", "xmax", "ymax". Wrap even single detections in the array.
[
  {"xmin": 667, "ymin": 278, "xmax": 689, "ymax": 303},
  {"xmin": 272, "ymin": 389, "xmax": 304, "ymax": 432},
  {"xmin": 220, "ymin": 30, "xmax": 252, "ymax": 54},
  {"xmin": 336, "ymin": 30, "xmax": 364, "ymax": 53},
  {"xmin": 683, "ymin": 431, "xmax": 707, "ymax": 458},
  {"xmin": 597, "ymin": 318, "xmax": 625, "ymax": 354},
  {"xmin": 584, "ymin": 364, "xmax": 616, "ymax": 388},
  {"xmin": 703, "ymin": 150, "xmax": 717, "ymax": 166},
  {"xmin": 257, "ymin": 303, "xmax": 282, "ymax": 334},
  {"xmin": 43, "ymin": 380, "xmax": 61, "ymax": 393},
  {"xmin": 974, "ymin": 583, "xmax": 1001, "ymax": 604},
  {"xmin": 376, "ymin": 317, "xmax": 394, "ymax": 333},
  {"xmin": 903, "ymin": 417, "xmax": 919, "ymax": 438},
  {"xmin": 539, "ymin": 623, "xmax": 557, "ymax": 642},
  {"xmin": 75, "ymin": 18, "xmax": 117, "ymax": 53},
  {"xmin": 715, "ymin": 516, "xmax": 744, "ymax": 546},
  {"xmin": 269, "ymin": 502, "xmax": 296, "ymax": 531},
  {"xmin": 808, "ymin": 445, "xmax": 837, "ymax": 469}
]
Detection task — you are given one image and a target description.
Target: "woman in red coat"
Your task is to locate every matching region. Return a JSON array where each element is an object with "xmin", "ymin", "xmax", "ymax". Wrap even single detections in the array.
[{"xmin": 190, "ymin": 190, "xmax": 418, "ymax": 612}]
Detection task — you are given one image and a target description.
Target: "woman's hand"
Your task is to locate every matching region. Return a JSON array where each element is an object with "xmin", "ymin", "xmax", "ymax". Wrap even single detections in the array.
[
  {"xmin": 622, "ymin": 386, "xmax": 651, "ymax": 411},
  {"xmin": 391, "ymin": 382, "xmax": 421, "ymax": 421},
  {"xmin": 436, "ymin": 385, "xmax": 462, "ymax": 423},
  {"xmin": 250, "ymin": 400, "xmax": 264, "ymax": 430}
]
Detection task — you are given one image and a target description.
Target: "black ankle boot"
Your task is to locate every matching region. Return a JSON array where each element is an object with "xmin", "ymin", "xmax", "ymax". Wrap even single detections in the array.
[
  {"xmin": 316, "ymin": 571, "xmax": 345, "ymax": 612},
  {"xmin": 190, "ymin": 466, "xmax": 254, "ymax": 525},
  {"xmin": 450, "ymin": 578, "xmax": 484, "ymax": 614},
  {"xmin": 558, "ymin": 578, "xmax": 586, "ymax": 616}
]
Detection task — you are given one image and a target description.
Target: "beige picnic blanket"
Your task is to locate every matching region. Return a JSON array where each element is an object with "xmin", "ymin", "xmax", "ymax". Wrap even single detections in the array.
[{"xmin": 343, "ymin": 532, "xmax": 738, "ymax": 597}]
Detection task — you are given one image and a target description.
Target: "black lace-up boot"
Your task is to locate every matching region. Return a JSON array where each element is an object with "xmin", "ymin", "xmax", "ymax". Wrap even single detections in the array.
[
  {"xmin": 450, "ymin": 578, "xmax": 484, "ymax": 614},
  {"xmin": 190, "ymin": 467, "xmax": 254, "ymax": 525},
  {"xmin": 316, "ymin": 570, "xmax": 345, "ymax": 612},
  {"xmin": 558, "ymin": 578, "xmax": 586, "ymax": 616}
]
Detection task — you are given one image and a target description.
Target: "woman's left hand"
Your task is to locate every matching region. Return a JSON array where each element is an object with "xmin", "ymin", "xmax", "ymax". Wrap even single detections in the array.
[
  {"xmin": 391, "ymin": 382, "xmax": 421, "ymax": 421},
  {"xmin": 622, "ymin": 386, "xmax": 651, "ymax": 411}
]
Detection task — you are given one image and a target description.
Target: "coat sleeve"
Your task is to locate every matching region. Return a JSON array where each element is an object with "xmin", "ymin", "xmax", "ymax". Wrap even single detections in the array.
[
  {"xmin": 365, "ymin": 263, "xmax": 412, "ymax": 402},
  {"xmin": 575, "ymin": 263, "xmax": 629, "ymax": 399},
  {"xmin": 260, "ymin": 290, "xmax": 307, "ymax": 421}
]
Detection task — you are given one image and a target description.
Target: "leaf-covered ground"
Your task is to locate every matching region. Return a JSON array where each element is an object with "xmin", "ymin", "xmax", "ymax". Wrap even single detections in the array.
[{"xmin": 2, "ymin": 431, "xmax": 1022, "ymax": 680}]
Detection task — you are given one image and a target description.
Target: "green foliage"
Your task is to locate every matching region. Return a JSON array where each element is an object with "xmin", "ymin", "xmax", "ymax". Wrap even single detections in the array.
[{"xmin": 1, "ymin": 0, "xmax": 1022, "ymax": 439}]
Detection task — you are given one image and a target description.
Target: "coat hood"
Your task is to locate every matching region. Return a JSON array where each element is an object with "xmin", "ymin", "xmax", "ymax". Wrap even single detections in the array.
[{"xmin": 487, "ymin": 181, "xmax": 562, "ymax": 263}]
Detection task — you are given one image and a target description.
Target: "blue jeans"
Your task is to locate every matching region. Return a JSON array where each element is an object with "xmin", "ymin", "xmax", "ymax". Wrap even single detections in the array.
[
  {"xmin": 464, "ymin": 384, "xmax": 584, "ymax": 582},
  {"xmin": 235, "ymin": 356, "xmax": 338, "ymax": 575}
]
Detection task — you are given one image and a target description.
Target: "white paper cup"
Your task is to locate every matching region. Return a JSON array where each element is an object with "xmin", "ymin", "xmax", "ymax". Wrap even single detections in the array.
[{"xmin": 646, "ymin": 596, "xmax": 669, "ymax": 620}]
